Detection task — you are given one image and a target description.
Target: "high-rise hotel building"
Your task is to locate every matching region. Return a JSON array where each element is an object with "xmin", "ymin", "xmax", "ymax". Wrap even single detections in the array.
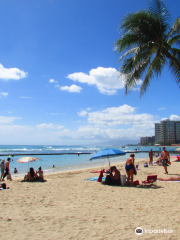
[{"xmin": 155, "ymin": 120, "xmax": 180, "ymax": 144}]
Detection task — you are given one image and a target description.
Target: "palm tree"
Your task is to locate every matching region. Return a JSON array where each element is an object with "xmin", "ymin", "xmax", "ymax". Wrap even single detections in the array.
[{"xmin": 115, "ymin": 0, "xmax": 180, "ymax": 96}]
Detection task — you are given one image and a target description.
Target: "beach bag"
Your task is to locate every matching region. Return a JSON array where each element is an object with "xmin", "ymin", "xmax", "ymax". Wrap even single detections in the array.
[
  {"xmin": 144, "ymin": 163, "xmax": 148, "ymax": 167},
  {"xmin": 133, "ymin": 167, "xmax": 137, "ymax": 175},
  {"xmin": 97, "ymin": 170, "xmax": 103, "ymax": 182},
  {"xmin": 105, "ymin": 175, "xmax": 112, "ymax": 185},
  {"xmin": 1, "ymin": 183, "xmax": 6, "ymax": 189},
  {"xmin": 134, "ymin": 180, "xmax": 139, "ymax": 186},
  {"xmin": 7, "ymin": 174, "xmax": 11, "ymax": 180}
]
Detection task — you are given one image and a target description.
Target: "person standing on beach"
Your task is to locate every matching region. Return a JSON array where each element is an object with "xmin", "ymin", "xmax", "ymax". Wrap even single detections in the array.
[
  {"xmin": 161, "ymin": 147, "xmax": 170, "ymax": 174},
  {"xmin": 125, "ymin": 153, "xmax": 135, "ymax": 186},
  {"xmin": 149, "ymin": 149, "xmax": 153, "ymax": 166},
  {"xmin": 3, "ymin": 158, "xmax": 12, "ymax": 180},
  {"xmin": 0, "ymin": 159, "xmax": 5, "ymax": 181}
]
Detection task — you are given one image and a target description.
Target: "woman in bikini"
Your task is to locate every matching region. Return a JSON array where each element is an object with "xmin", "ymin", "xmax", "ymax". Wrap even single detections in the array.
[
  {"xmin": 24, "ymin": 168, "xmax": 38, "ymax": 181},
  {"xmin": 36, "ymin": 166, "xmax": 44, "ymax": 180},
  {"xmin": 125, "ymin": 153, "xmax": 135, "ymax": 186}
]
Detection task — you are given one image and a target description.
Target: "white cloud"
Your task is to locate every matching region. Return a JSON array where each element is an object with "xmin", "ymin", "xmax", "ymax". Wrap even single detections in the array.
[
  {"xmin": 0, "ymin": 64, "xmax": 27, "ymax": 80},
  {"xmin": 0, "ymin": 116, "xmax": 21, "ymax": 124},
  {"xmin": 0, "ymin": 92, "xmax": 8, "ymax": 97},
  {"xmin": 87, "ymin": 104, "xmax": 154, "ymax": 126},
  {"xmin": 161, "ymin": 118, "xmax": 169, "ymax": 121},
  {"xmin": 0, "ymin": 105, "xmax": 157, "ymax": 144},
  {"xmin": 58, "ymin": 84, "xmax": 82, "ymax": 93},
  {"xmin": 78, "ymin": 110, "xmax": 88, "ymax": 117},
  {"xmin": 36, "ymin": 123, "xmax": 64, "ymax": 130},
  {"xmin": 19, "ymin": 97, "xmax": 33, "ymax": 99},
  {"xmin": 170, "ymin": 115, "xmax": 180, "ymax": 121},
  {"xmin": 67, "ymin": 67, "xmax": 141, "ymax": 95},
  {"xmin": 49, "ymin": 79, "xmax": 58, "ymax": 83}
]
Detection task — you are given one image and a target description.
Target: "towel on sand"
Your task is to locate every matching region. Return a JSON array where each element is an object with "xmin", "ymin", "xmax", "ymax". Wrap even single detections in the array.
[{"xmin": 85, "ymin": 177, "xmax": 105, "ymax": 181}]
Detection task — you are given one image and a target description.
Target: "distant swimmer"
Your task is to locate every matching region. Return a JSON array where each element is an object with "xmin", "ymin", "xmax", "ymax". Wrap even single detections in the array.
[{"xmin": 52, "ymin": 165, "xmax": 56, "ymax": 168}]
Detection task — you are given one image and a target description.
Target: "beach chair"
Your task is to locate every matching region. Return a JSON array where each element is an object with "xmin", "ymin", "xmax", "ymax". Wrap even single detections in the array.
[{"xmin": 142, "ymin": 175, "xmax": 157, "ymax": 186}]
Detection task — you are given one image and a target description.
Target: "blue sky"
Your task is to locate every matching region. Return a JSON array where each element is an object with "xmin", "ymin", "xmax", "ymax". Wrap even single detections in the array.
[{"xmin": 0, "ymin": 0, "xmax": 179, "ymax": 145}]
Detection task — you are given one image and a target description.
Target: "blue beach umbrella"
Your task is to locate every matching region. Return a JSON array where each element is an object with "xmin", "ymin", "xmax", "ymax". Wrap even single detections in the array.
[
  {"xmin": 90, "ymin": 148, "xmax": 126, "ymax": 160},
  {"xmin": 90, "ymin": 148, "xmax": 126, "ymax": 167}
]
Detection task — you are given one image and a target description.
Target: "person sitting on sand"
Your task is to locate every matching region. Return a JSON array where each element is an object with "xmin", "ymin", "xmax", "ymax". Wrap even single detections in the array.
[
  {"xmin": 125, "ymin": 153, "xmax": 135, "ymax": 186},
  {"xmin": 36, "ymin": 166, "xmax": 44, "ymax": 180},
  {"xmin": 24, "ymin": 167, "xmax": 38, "ymax": 181},
  {"xmin": 104, "ymin": 166, "xmax": 121, "ymax": 185},
  {"xmin": 157, "ymin": 176, "xmax": 180, "ymax": 181}
]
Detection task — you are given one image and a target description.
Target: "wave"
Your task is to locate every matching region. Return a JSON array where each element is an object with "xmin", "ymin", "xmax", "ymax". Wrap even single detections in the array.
[{"xmin": 0, "ymin": 148, "xmax": 43, "ymax": 152}]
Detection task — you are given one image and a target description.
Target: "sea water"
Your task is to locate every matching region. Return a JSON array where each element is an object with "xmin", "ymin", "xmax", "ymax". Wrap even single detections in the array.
[{"xmin": 0, "ymin": 145, "xmax": 178, "ymax": 178}]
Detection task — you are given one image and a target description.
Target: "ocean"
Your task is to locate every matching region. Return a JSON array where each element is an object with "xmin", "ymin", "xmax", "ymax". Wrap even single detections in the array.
[{"xmin": 0, "ymin": 145, "xmax": 178, "ymax": 179}]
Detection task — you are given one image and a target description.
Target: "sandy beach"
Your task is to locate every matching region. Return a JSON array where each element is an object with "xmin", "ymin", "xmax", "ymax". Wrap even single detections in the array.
[{"xmin": 1, "ymin": 157, "xmax": 180, "ymax": 240}]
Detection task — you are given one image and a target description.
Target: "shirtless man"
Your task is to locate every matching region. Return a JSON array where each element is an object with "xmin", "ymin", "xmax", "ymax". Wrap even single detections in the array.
[
  {"xmin": 161, "ymin": 147, "xmax": 170, "ymax": 174},
  {"xmin": 149, "ymin": 149, "xmax": 153, "ymax": 166}
]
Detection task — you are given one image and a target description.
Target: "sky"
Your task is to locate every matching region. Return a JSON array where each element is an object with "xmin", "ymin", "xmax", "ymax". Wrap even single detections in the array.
[{"xmin": 0, "ymin": 0, "xmax": 180, "ymax": 145}]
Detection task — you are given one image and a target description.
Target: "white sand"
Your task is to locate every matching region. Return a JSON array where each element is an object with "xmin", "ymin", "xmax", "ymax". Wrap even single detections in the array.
[{"xmin": 1, "ymin": 157, "xmax": 180, "ymax": 240}]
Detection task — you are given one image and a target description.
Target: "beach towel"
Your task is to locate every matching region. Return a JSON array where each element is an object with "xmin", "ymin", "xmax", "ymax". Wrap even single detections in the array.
[
  {"xmin": 90, "ymin": 170, "xmax": 105, "ymax": 173},
  {"xmin": 84, "ymin": 177, "xmax": 105, "ymax": 181},
  {"xmin": 158, "ymin": 181, "xmax": 180, "ymax": 182}
]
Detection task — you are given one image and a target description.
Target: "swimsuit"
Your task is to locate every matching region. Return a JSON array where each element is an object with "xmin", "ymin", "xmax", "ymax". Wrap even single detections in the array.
[
  {"xmin": 125, "ymin": 164, "xmax": 134, "ymax": 172},
  {"xmin": 163, "ymin": 159, "xmax": 168, "ymax": 166},
  {"xmin": 39, "ymin": 172, "xmax": 43, "ymax": 178},
  {"xmin": 3, "ymin": 167, "xmax": 9, "ymax": 178}
]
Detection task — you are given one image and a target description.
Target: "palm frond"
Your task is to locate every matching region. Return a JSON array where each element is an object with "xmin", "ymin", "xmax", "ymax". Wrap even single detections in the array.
[
  {"xmin": 167, "ymin": 35, "xmax": 180, "ymax": 46},
  {"xmin": 117, "ymin": 47, "xmax": 140, "ymax": 62},
  {"xmin": 169, "ymin": 48, "xmax": 180, "ymax": 60},
  {"xmin": 140, "ymin": 53, "xmax": 165, "ymax": 96},
  {"xmin": 168, "ymin": 17, "xmax": 180, "ymax": 37},
  {"xmin": 169, "ymin": 59, "xmax": 180, "ymax": 84},
  {"xmin": 115, "ymin": 0, "xmax": 180, "ymax": 96},
  {"xmin": 148, "ymin": 0, "xmax": 170, "ymax": 34}
]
